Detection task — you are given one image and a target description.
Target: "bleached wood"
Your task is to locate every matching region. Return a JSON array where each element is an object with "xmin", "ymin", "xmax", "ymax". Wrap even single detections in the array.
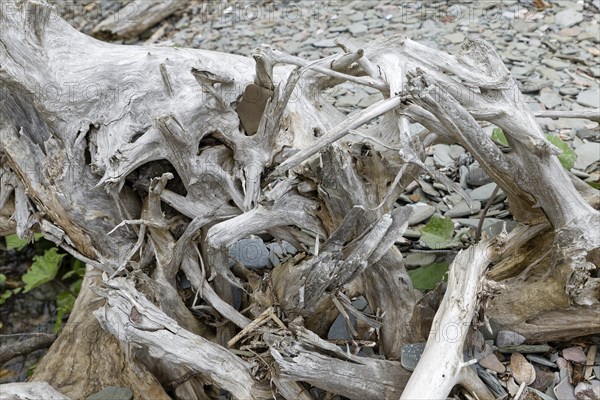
[
  {"xmin": 0, "ymin": 382, "xmax": 70, "ymax": 400},
  {"xmin": 2, "ymin": 1, "xmax": 599, "ymax": 398},
  {"xmin": 400, "ymin": 240, "xmax": 499, "ymax": 400}
]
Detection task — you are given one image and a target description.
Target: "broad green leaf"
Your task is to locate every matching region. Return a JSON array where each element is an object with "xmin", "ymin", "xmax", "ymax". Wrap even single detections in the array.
[
  {"xmin": 22, "ymin": 248, "xmax": 65, "ymax": 293},
  {"xmin": 0, "ymin": 274, "xmax": 6, "ymax": 285},
  {"xmin": 491, "ymin": 128, "xmax": 509, "ymax": 147},
  {"xmin": 54, "ymin": 291, "xmax": 76, "ymax": 333},
  {"xmin": 420, "ymin": 215, "xmax": 461, "ymax": 249},
  {"xmin": 408, "ymin": 262, "xmax": 449, "ymax": 290},
  {"xmin": 5, "ymin": 233, "xmax": 44, "ymax": 250},
  {"xmin": 5, "ymin": 234, "xmax": 30, "ymax": 251},
  {"xmin": 546, "ymin": 134, "xmax": 576, "ymax": 170}
]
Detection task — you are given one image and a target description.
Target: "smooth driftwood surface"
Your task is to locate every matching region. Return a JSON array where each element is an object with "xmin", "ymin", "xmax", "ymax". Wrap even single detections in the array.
[
  {"xmin": 0, "ymin": 382, "xmax": 70, "ymax": 400},
  {"xmin": 1, "ymin": 0, "xmax": 599, "ymax": 399}
]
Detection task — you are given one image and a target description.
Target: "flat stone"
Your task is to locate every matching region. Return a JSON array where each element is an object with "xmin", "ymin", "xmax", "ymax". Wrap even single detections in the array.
[
  {"xmin": 444, "ymin": 32, "xmax": 465, "ymax": 44},
  {"xmin": 86, "ymin": 387, "xmax": 133, "ymax": 400},
  {"xmin": 470, "ymin": 183, "xmax": 506, "ymax": 203},
  {"xmin": 404, "ymin": 252, "xmax": 437, "ymax": 267},
  {"xmin": 578, "ymin": 129, "xmax": 600, "ymax": 141},
  {"xmin": 496, "ymin": 330, "xmax": 526, "ymax": 347},
  {"xmin": 327, "ymin": 313, "xmax": 356, "ymax": 340},
  {"xmin": 574, "ymin": 381, "xmax": 600, "ymax": 400},
  {"xmin": 449, "ymin": 145, "xmax": 465, "ymax": 159},
  {"xmin": 527, "ymin": 354, "xmax": 557, "ymax": 368},
  {"xmin": 560, "ymin": 85, "xmax": 581, "ymax": 96},
  {"xmin": 538, "ymin": 66, "xmax": 562, "ymax": 81},
  {"xmin": 403, "ymin": 229, "xmax": 421, "ymax": 239},
  {"xmin": 477, "ymin": 367, "xmax": 508, "ymax": 398},
  {"xmin": 401, "ymin": 343, "xmax": 426, "ymax": 372},
  {"xmin": 555, "ymin": 9, "xmax": 584, "ymax": 27},
  {"xmin": 408, "ymin": 203, "xmax": 435, "ymax": 226},
  {"xmin": 562, "ymin": 346, "xmax": 587, "ymax": 364},
  {"xmin": 335, "ymin": 94, "xmax": 364, "ymax": 108},
  {"xmin": 352, "ymin": 296, "xmax": 368, "ymax": 311},
  {"xmin": 543, "ymin": 58, "xmax": 571, "ymax": 70},
  {"xmin": 479, "ymin": 353, "xmax": 506, "ymax": 374},
  {"xmin": 577, "ymin": 89, "xmax": 600, "ymax": 108},
  {"xmin": 433, "ymin": 144, "xmax": 455, "ymax": 168},
  {"xmin": 348, "ymin": 23, "xmax": 368, "ymax": 36},
  {"xmin": 445, "ymin": 200, "xmax": 481, "ymax": 218},
  {"xmin": 419, "ymin": 180, "xmax": 439, "ymax": 197},
  {"xmin": 532, "ymin": 366, "xmax": 557, "ymax": 392},
  {"xmin": 455, "ymin": 218, "xmax": 503, "ymax": 231},
  {"xmin": 312, "ymin": 39, "xmax": 337, "ymax": 48},
  {"xmin": 498, "ymin": 344, "xmax": 551, "ymax": 354},
  {"xmin": 459, "ymin": 165, "xmax": 469, "ymax": 189},
  {"xmin": 555, "ymin": 378, "xmax": 576, "ymax": 400},
  {"xmin": 574, "ymin": 143, "xmax": 600, "ymax": 170},
  {"xmin": 539, "ymin": 91, "xmax": 563, "ymax": 108},
  {"xmin": 467, "ymin": 164, "xmax": 492, "ymax": 187},
  {"xmin": 484, "ymin": 220, "xmax": 518, "ymax": 239},
  {"xmin": 229, "ymin": 238, "xmax": 270, "ymax": 269}
]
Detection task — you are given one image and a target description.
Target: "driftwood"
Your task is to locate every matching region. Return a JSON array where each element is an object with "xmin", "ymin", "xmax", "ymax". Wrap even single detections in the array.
[
  {"xmin": 0, "ymin": 333, "xmax": 56, "ymax": 365},
  {"xmin": 92, "ymin": 0, "xmax": 184, "ymax": 40},
  {"xmin": 1, "ymin": 1, "xmax": 599, "ymax": 399},
  {"xmin": 0, "ymin": 382, "xmax": 70, "ymax": 400}
]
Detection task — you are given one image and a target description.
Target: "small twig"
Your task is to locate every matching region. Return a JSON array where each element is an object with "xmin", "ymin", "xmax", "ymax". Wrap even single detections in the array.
[
  {"xmin": 167, "ymin": 371, "xmax": 201, "ymax": 390},
  {"xmin": 0, "ymin": 333, "xmax": 57, "ymax": 364},
  {"xmin": 227, "ymin": 307, "xmax": 273, "ymax": 348},
  {"xmin": 476, "ymin": 185, "xmax": 500, "ymax": 242},
  {"xmin": 514, "ymin": 381, "xmax": 526, "ymax": 400}
]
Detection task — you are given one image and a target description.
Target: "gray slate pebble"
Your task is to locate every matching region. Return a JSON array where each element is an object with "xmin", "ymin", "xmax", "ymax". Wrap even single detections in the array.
[
  {"xmin": 401, "ymin": 343, "xmax": 426, "ymax": 372},
  {"xmin": 577, "ymin": 89, "xmax": 600, "ymax": 109},
  {"xmin": 445, "ymin": 200, "xmax": 481, "ymax": 218},
  {"xmin": 496, "ymin": 330, "xmax": 526, "ymax": 346},
  {"xmin": 229, "ymin": 238, "xmax": 270, "ymax": 269},
  {"xmin": 574, "ymin": 143, "xmax": 600, "ymax": 171},
  {"xmin": 470, "ymin": 183, "xmax": 505, "ymax": 203},
  {"xmin": 408, "ymin": 203, "xmax": 435, "ymax": 226}
]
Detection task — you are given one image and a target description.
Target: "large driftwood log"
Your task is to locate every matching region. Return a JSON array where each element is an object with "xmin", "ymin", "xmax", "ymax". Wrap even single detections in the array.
[{"xmin": 1, "ymin": 1, "xmax": 599, "ymax": 399}]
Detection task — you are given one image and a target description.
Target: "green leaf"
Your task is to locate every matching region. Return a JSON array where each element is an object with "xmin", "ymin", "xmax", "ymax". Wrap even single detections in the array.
[
  {"xmin": 5, "ymin": 234, "xmax": 30, "ymax": 251},
  {"xmin": 546, "ymin": 134, "xmax": 577, "ymax": 170},
  {"xmin": 0, "ymin": 289, "xmax": 13, "ymax": 304},
  {"xmin": 0, "ymin": 274, "xmax": 6, "ymax": 285},
  {"xmin": 491, "ymin": 128, "xmax": 509, "ymax": 147},
  {"xmin": 22, "ymin": 248, "xmax": 65, "ymax": 293},
  {"xmin": 69, "ymin": 278, "xmax": 82, "ymax": 295},
  {"xmin": 420, "ymin": 215, "xmax": 461, "ymax": 249},
  {"xmin": 408, "ymin": 262, "xmax": 449, "ymax": 290},
  {"xmin": 587, "ymin": 182, "xmax": 600, "ymax": 190},
  {"xmin": 54, "ymin": 290, "xmax": 76, "ymax": 333},
  {"xmin": 5, "ymin": 233, "xmax": 44, "ymax": 250},
  {"xmin": 62, "ymin": 260, "xmax": 86, "ymax": 280}
]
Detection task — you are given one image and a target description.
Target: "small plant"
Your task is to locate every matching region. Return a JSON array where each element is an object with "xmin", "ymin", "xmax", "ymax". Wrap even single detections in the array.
[
  {"xmin": 2, "ymin": 234, "xmax": 84, "ymax": 333},
  {"xmin": 419, "ymin": 215, "xmax": 468, "ymax": 249}
]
